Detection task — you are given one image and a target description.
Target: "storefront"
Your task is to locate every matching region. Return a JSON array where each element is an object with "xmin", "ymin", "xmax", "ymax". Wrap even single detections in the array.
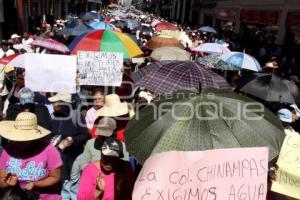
[{"xmin": 214, "ymin": 9, "xmax": 237, "ymax": 31}]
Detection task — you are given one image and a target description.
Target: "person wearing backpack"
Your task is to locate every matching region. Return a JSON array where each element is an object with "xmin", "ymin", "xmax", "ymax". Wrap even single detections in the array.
[{"xmin": 48, "ymin": 91, "xmax": 90, "ymax": 200}]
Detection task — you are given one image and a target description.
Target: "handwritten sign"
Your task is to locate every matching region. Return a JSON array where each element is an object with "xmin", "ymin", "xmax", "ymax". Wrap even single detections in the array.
[
  {"xmin": 271, "ymin": 133, "xmax": 300, "ymax": 199},
  {"xmin": 24, "ymin": 54, "xmax": 76, "ymax": 93},
  {"xmin": 77, "ymin": 51, "xmax": 123, "ymax": 86},
  {"xmin": 133, "ymin": 148, "xmax": 268, "ymax": 200}
]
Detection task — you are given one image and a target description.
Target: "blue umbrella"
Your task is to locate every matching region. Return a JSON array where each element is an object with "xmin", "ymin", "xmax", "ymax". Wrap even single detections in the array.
[
  {"xmin": 124, "ymin": 19, "xmax": 141, "ymax": 30},
  {"xmin": 220, "ymin": 52, "xmax": 262, "ymax": 72},
  {"xmin": 88, "ymin": 21, "xmax": 114, "ymax": 30},
  {"xmin": 82, "ymin": 11, "xmax": 99, "ymax": 21},
  {"xmin": 199, "ymin": 26, "xmax": 217, "ymax": 34},
  {"xmin": 56, "ymin": 20, "xmax": 94, "ymax": 36}
]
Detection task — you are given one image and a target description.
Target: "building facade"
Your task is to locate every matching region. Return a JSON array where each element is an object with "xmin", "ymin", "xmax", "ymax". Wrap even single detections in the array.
[{"xmin": 200, "ymin": 0, "xmax": 300, "ymax": 45}]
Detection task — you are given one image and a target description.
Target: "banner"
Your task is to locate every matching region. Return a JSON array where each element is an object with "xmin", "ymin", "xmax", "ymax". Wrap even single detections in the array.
[
  {"xmin": 133, "ymin": 148, "xmax": 269, "ymax": 200},
  {"xmin": 271, "ymin": 133, "xmax": 300, "ymax": 199},
  {"xmin": 25, "ymin": 54, "xmax": 77, "ymax": 93},
  {"xmin": 77, "ymin": 51, "xmax": 123, "ymax": 86}
]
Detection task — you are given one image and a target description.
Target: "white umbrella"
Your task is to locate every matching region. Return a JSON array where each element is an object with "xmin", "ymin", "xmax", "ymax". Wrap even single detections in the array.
[
  {"xmin": 192, "ymin": 43, "xmax": 231, "ymax": 54},
  {"xmin": 199, "ymin": 26, "xmax": 217, "ymax": 34},
  {"xmin": 150, "ymin": 47, "xmax": 190, "ymax": 61},
  {"xmin": 220, "ymin": 52, "xmax": 262, "ymax": 72}
]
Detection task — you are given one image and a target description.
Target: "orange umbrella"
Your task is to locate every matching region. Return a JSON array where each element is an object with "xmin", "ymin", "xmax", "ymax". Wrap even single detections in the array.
[
  {"xmin": 154, "ymin": 22, "xmax": 178, "ymax": 32},
  {"xmin": 145, "ymin": 36, "xmax": 184, "ymax": 50}
]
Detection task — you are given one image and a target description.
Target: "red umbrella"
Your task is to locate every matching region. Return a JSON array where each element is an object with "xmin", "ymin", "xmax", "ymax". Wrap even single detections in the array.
[
  {"xmin": 0, "ymin": 53, "xmax": 19, "ymax": 65},
  {"xmin": 154, "ymin": 22, "xmax": 178, "ymax": 32},
  {"xmin": 31, "ymin": 38, "xmax": 69, "ymax": 53}
]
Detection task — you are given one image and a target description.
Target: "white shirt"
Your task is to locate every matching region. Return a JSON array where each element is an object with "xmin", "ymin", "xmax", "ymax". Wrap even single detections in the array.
[{"xmin": 0, "ymin": 49, "xmax": 15, "ymax": 59}]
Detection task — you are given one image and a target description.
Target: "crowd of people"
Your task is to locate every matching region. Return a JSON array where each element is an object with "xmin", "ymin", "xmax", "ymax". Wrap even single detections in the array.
[{"xmin": 0, "ymin": 4, "xmax": 299, "ymax": 200}]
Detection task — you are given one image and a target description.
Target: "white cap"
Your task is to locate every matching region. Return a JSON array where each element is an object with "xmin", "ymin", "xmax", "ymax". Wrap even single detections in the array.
[{"xmin": 11, "ymin": 34, "xmax": 21, "ymax": 39}]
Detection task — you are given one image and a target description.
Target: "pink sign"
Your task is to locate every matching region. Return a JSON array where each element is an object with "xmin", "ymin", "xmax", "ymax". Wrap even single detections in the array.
[{"xmin": 133, "ymin": 148, "xmax": 269, "ymax": 200}]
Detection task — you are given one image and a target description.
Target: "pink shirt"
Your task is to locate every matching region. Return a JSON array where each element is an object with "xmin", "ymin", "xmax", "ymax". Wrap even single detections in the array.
[
  {"xmin": 77, "ymin": 163, "xmax": 115, "ymax": 200},
  {"xmin": 85, "ymin": 107, "xmax": 98, "ymax": 129},
  {"xmin": 0, "ymin": 143, "xmax": 62, "ymax": 200}
]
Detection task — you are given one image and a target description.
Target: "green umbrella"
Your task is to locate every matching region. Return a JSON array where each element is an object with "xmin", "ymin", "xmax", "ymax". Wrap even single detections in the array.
[
  {"xmin": 197, "ymin": 54, "xmax": 240, "ymax": 70},
  {"xmin": 125, "ymin": 89, "xmax": 285, "ymax": 164}
]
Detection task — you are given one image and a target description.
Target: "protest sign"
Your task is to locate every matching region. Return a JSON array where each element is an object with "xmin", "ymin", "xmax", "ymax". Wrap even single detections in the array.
[
  {"xmin": 77, "ymin": 51, "xmax": 123, "ymax": 86},
  {"xmin": 133, "ymin": 148, "xmax": 268, "ymax": 200},
  {"xmin": 271, "ymin": 133, "xmax": 300, "ymax": 199},
  {"xmin": 24, "ymin": 54, "xmax": 77, "ymax": 93}
]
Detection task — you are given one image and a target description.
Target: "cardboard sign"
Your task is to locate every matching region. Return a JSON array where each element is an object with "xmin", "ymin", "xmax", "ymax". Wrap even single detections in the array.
[
  {"xmin": 77, "ymin": 51, "xmax": 123, "ymax": 86},
  {"xmin": 133, "ymin": 148, "xmax": 269, "ymax": 200},
  {"xmin": 271, "ymin": 133, "xmax": 300, "ymax": 199},
  {"xmin": 24, "ymin": 53, "xmax": 77, "ymax": 93}
]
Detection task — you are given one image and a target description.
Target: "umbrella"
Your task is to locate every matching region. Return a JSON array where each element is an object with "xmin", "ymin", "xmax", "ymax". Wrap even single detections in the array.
[
  {"xmin": 125, "ymin": 89, "xmax": 285, "ymax": 164},
  {"xmin": 150, "ymin": 47, "xmax": 190, "ymax": 61},
  {"xmin": 133, "ymin": 61, "xmax": 231, "ymax": 94},
  {"xmin": 151, "ymin": 19, "xmax": 160, "ymax": 27},
  {"xmin": 199, "ymin": 26, "xmax": 217, "ymax": 34},
  {"xmin": 111, "ymin": 20, "xmax": 128, "ymax": 29},
  {"xmin": 235, "ymin": 73, "xmax": 300, "ymax": 104},
  {"xmin": 220, "ymin": 52, "xmax": 262, "ymax": 72},
  {"xmin": 124, "ymin": 19, "xmax": 141, "ymax": 30},
  {"xmin": 138, "ymin": 25, "xmax": 154, "ymax": 36},
  {"xmin": 145, "ymin": 36, "xmax": 184, "ymax": 50},
  {"xmin": 88, "ymin": 21, "xmax": 114, "ymax": 30},
  {"xmin": 31, "ymin": 38, "xmax": 69, "ymax": 53},
  {"xmin": 131, "ymin": 62, "xmax": 162, "ymax": 83},
  {"xmin": 69, "ymin": 30, "xmax": 143, "ymax": 59},
  {"xmin": 56, "ymin": 20, "xmax": 94, "ymax": 36},
  {"xmin": 196, "ymin": 54, "xmax": 240, "ymax": 71},
  {"xmin": 111, "ymin": 10, "xmax": 128, "ymax": 18},
  {"xmin": 0, "ymin": 53, "xmax": 19, "ymax": 65},
  {"xmin": 192, "ymin": 43, "xmax": 231, "ymax": 54},
  {"xmin": 154, "ymin": 22, "xmax": 178, "ymax": 32},
  {"xmin": 82, "ymin": 11, "xmax": 99, "ymax": 21}
]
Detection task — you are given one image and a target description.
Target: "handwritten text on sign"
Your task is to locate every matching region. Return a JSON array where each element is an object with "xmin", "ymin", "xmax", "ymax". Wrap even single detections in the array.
[
  {"xmin": 271, "ymin": 133, "xmax": 300, "ymax": 199},
  {"xmin": 133, "ymin": 148, "xmax": 268, "ymax": 200},
  {"xmin": 77, "ymin": 51, "xmax": 123, "ymax": 86}
]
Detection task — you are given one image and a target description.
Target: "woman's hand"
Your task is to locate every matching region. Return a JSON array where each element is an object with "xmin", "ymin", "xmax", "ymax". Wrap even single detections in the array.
[
  {"xmin": 96, "ymin": 174, "xmax": 106, "ymax": 192},
  {"xmin": 5, "ymin": 173, "xmax": 18, "ymax": 186}
]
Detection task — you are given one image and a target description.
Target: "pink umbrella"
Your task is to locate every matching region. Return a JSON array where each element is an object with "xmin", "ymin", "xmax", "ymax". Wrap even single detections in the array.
[
  {"xmin": 151, "ymin": 19, "xmax": 160, "ymax": 27},
  {"xmin": 31, "ymin": 38, "xmax": 69, "ymax": 53}
]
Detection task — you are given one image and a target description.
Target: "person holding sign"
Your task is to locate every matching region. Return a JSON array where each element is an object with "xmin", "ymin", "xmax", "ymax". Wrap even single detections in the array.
[{"xmin": 77, "ymin": 137, "xmax": 135, "ymax": 200}]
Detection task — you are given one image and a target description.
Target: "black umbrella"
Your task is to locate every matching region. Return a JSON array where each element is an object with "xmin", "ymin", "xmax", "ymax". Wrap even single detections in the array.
[
  {"xmin": 235, "ymin": 73, "xmax": 300, "ymax": 104},
  {"xmin": 111, "ymin": 20, "xmax": 128, "ymax": 29},
  {"xmin": 138, "ymin": 25, "xmax": 154, "ymax": 36},
  {"xmin": 57, "ymin": 20, "xmax": 93, "ymax": 36}
]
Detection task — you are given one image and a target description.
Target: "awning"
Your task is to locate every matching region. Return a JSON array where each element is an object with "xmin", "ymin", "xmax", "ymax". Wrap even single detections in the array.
[
  {"xmin": 286, "ymin": 12, "xmax": 300, "ymax": 27},
  {"xmin": 87, "ymin": 0, "xmax": 102, "ymax": 4},
  {"xmin": 240, "ymin": 10, "xmax": 279, "ymax": 25},
  {"xmin": 215, "ymin": 9, "xmax": 237, "ymax": 21}
]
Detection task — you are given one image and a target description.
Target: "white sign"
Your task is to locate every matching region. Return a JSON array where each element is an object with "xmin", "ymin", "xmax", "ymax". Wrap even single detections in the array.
[
  {"xmin": 24, "ymin": 54, "xmax": 77, "ymax": 93},
  {"xmin": 77, "ymin": 51, "xmax": 123, "ymax": 86}
]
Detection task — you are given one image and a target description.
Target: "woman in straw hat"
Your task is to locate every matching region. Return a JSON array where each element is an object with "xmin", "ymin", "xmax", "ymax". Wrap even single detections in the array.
[{"xmin": 0, "ymin": 112, "xmax": 62, "ymax": 200}]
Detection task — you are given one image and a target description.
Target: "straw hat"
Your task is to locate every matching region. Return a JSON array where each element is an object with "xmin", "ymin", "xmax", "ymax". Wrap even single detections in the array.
[
  {"xmin": 0, "ymin": 112, "xmax": 51, "ymax": 141},
  {"xmin": 48, "ymin": 91, "xmax": 72, "ymax": 103},
  {"xmin": 96, "ymin": 94, "xmax": 129, "ymax": 117},
  {"xmin": 264, "ymin": 62, "xmax": 278, "ymax": 69}
]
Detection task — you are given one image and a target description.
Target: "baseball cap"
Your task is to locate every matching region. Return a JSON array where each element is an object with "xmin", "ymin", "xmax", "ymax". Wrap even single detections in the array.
[
  {"xmin": 18, "ymin": 87, "xmax": 34, "ymax": 105},
  {"xmin": 11, "ymin": 34, "xmax": 21, "ymax": 39},
  {"xmin": 277, "ymin": 108, "xmax": 292, "ymax": 123},
  {"xmin": 95, "ymin": 117, "xmax": 117, "ymax": 137},
  {"xmin": 101, "ymin": 138, "xmax": 123, "ymax": 158}
]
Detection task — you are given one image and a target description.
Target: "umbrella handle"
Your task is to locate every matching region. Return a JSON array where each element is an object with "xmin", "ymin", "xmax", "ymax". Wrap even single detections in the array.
[{"xmin": 198, "ymin": 82, "xmax": 202, "ymax": 94}]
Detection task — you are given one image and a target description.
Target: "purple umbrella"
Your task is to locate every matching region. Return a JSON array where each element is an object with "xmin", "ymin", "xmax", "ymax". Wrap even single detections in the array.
[{"xmin": 132, "ymin": 61, "xmax": 231, "ymax": 94}]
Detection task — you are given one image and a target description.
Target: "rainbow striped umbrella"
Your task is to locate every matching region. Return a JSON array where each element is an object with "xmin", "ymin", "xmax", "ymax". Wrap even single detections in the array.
[{"xmin": 69, "ymin": 30, "xmax": 143, "ymax": 59}]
